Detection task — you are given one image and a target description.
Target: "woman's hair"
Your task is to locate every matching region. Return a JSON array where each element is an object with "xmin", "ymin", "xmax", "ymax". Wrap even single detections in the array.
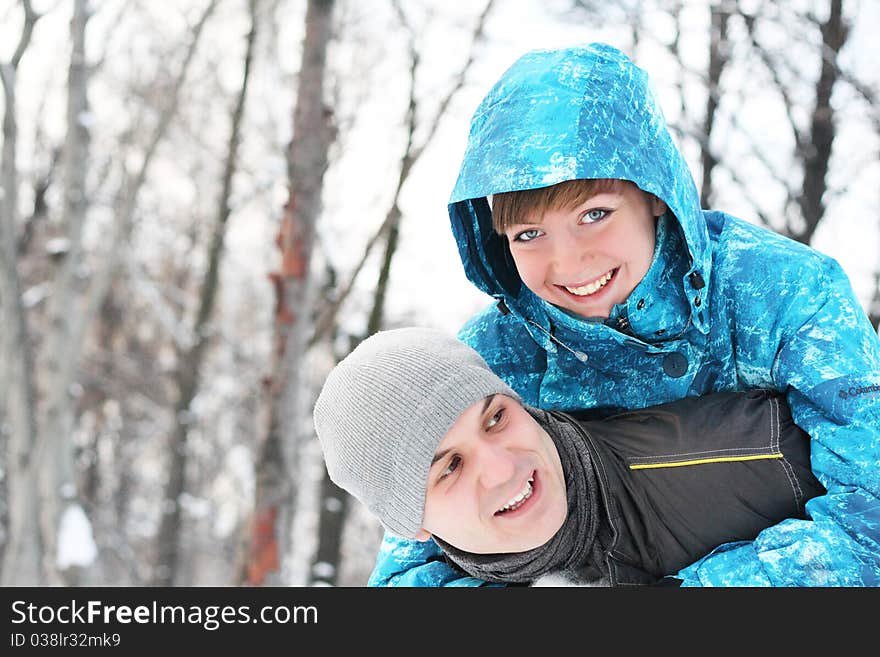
[{"xmin": 490, "ymin": 178, "xmax": 624, "ymax": 234}]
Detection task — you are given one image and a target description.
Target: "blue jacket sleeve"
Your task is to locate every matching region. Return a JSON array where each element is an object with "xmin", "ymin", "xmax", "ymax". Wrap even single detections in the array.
[
  {"xmin": 677, "ymin": 258, "xmax": 880, "ymax": 586},
  {"xmin": 367, "ymin": 534, "xmax": 496, "ymax": 587}
]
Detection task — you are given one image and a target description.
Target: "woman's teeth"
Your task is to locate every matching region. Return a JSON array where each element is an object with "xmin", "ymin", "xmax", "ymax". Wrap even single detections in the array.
[
  {"xmin": 497, "ymin": 478, "xmax": 534, "ymax": 514},
  {"xmin": 565, "ymin": 271, "xmax": 613, "ymax": 296}
]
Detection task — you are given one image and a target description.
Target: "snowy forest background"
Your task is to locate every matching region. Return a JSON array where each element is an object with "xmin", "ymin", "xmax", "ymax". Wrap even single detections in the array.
[{"xmin": 1, "ymin": 0, "xmax": 878, "ymax": 587}]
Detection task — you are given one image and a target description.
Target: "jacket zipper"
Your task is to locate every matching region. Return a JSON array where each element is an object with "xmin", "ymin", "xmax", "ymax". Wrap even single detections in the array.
[
  {"xmin": 549, "ymin": 411, "xmax": 621, "ymax": 580},
  {"xmin": 629, "ymin": 453, "xmax": 784, "ymax": 470}
]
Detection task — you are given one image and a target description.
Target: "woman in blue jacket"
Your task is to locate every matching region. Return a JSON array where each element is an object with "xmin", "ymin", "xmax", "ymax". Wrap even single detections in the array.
[{"xmin": 368, "ymin": 42, "xmax": 880, "ymax": 587}]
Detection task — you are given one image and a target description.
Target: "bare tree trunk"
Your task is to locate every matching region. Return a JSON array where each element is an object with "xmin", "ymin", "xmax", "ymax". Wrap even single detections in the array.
[
  {"xmin": 309, "ymin": 0, "xmax": 496, "ymax": 347},
  {"xmin": 4, "ymin": 0, "xmax": 218, "ymax": 587},
  {"xmin": 699, "ymin": 2, "xmax": 730, "ymax": 208},
  {"xmin": 310, "ymin": 201, "xmax": 407, "ymax": 586},
  {"xmin": 152, "ymin": 0, "xmax": 260, "ymax": 587},
  {"xmin": 309, "ymin": 460, "xmax": 350, "ymax": 585},
  {"xmin": 0, "ymin": 0, "xmax": 44, "ymax": 587},
  {"xmin": 38, "ymin": 0, "xmax": 91, "ymax": 586},
  {"xmin": 67, "ymin": 1, "xmax": 220, "ymax": 402},
  {"xmin": 78, "ymin": 292, "xmax": 122, "ymax": 509},
  {"xmin": 239, "ymin": 0, "xmax": 336, "ymax": 586},
  {"xmin": 29, "ymin": 1, "xmax": 218, "ymax": 584},
  {"xmin": 309, "ymin": 0, "xmax": 495, "ymax": 586},
  {"xmin": 86, "ymin": 284, "xmax": 146, "ymax": 584},
  {"xmin": 797, "ymin": 0, "xmax": 847, "ymax": 244}
]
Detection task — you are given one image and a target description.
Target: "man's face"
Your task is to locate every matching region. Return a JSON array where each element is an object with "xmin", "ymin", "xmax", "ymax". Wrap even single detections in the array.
[
  {"xmin": 418, "ymin": 394, "xmax": 568, "ymax": 554},
  {"xmin": 503, "ymin": 181, "xmax": 665, "ymax": 319}
]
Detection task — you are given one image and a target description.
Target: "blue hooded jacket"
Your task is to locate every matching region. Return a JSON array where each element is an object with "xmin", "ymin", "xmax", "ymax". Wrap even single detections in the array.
[{"xmin": 369, "ymin": 43, "xmax": 880, "ymax": 587}]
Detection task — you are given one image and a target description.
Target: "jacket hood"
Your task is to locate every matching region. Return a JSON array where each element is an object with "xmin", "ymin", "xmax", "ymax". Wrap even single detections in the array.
[{"xmin": 447, "ymin": 43, "xmax": 710, "ymax": 344}]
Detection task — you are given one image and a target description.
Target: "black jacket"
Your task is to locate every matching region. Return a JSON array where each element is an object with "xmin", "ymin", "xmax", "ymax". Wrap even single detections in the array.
[{"xmin": 548, "ymin": 389, "xmax": 826, "ymax": 585}]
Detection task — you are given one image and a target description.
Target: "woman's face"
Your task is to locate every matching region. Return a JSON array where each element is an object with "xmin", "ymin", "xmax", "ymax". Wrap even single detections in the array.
[{"xmin": 504, "ymin": 181, "xmax": 665, "ymax": 319}]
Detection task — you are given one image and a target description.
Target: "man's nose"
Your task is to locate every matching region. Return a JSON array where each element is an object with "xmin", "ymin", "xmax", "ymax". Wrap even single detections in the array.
[{"xmin": 474, "ymin": 440, "xmax": 516, "ymax": 489}]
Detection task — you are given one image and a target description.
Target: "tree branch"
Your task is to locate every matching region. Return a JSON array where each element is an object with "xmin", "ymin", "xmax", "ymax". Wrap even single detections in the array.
[
  {"xmin": 68, "ymin": 0, "xmax": 220, "ymax": 376},
  {"xmin": 308, "ymin": 0, "xmax": 495, "ymax": 345}
]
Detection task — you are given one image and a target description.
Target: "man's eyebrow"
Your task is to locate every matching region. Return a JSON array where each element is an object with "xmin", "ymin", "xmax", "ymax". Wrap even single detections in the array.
[
  {"xmin": 430, "ymin": 448, "xmax": 450, "ymax": 468},
  {"xmin": 429, "ymin": 395, "xmax": 496, "ymax": 467}
]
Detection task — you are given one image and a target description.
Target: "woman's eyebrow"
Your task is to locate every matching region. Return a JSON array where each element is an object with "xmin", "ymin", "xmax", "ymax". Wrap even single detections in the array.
[{"xmin": 578, "ymin": 191, "xmax": 622, "ymax": 205}]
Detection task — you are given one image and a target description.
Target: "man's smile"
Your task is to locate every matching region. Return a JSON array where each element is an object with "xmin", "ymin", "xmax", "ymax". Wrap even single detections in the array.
[
  {"xmin": 495, "ymin": 473, "xmax": 534, "ymax": 514},
  {"xmin": 493, "ymin": 471, "xmax": 540, "ymax": 519}
]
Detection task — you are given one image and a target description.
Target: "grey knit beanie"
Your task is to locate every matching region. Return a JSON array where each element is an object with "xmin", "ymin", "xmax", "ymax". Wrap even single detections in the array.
[{"xmin": 313, "ymin": 327, "xmax": 519, "ymax": 539}]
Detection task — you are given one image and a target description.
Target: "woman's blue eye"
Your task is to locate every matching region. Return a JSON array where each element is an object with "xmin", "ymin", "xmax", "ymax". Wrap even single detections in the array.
[
  {"xmin": 440, "ymin": 455, "xmax": 461, "ymax": 479},
  {"xmin": 580, "ymin": 209, "xmax": 609, "ymax": 224},
  {"xmin": 513, "ymin": 228, "xmax": 542, "ymax": 242}
]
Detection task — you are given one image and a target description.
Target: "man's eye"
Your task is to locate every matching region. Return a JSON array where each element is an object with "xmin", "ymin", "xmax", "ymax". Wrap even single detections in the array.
[
  {"xmin": 485, "ymin": 408, "xmax": 504, "ymax": 429},
  {"xmin": 580, "ymin": 208, "xmax": 609, "ymax": 224},
  {"xmin": 440, "ymin": 455, "xmax": 461, "ymax": 479},
  {"xmin": 512, "ymin": 228, "xmax": 542, "ymax": 242}
]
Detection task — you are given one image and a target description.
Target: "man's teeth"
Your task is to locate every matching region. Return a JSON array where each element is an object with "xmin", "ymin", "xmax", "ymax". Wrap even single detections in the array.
[
  {"xmin": 497, "ymin": 478, "xmax": 534, "ymax": 514},
  {"xmin": 565, "ymin": 271, "xmax": 613, "ymax": 296}
]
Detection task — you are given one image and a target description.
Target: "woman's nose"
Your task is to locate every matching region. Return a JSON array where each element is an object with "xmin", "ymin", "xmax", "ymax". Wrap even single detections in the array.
[{"xmin": 550, "ymin": 232, "xmax": 588, "ymax": 274}]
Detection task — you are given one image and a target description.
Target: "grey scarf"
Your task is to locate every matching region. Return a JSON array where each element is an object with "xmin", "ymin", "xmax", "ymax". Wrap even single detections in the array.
[{"xmin": 432, "ymin": 408, "xmax": 609, "ymax": 584}]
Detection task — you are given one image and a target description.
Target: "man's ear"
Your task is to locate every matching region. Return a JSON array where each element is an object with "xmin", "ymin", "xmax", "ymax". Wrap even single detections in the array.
[{"xmin": 414, "ymin": 529, "xmax": 432, "ymax": 542}]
